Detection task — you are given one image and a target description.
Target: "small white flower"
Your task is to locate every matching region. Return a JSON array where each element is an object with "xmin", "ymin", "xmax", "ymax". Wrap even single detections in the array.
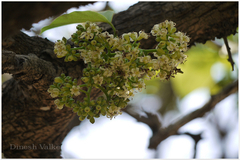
[
  {"xmin": 103, "ymin": 68, "xmax": 113, "ymax": 77},
  {"xmin": 70, "ymin": 85, "xmax": 81, "ymax": 96},
  {"xmin": 54, "ymin": 40, "xmax": 68, "ymax": 58},
  {"xmin": 131, "ymin": 68, "xmax": 142, "ymax": 77},
  {"xmin": 54, "ymin": 99, "xmax": 64, "ymax": 109},
  {"xmin": 137, "ymin": 30, "xmax": 148, "ymax": 40},
  {"xmin": 140, "ymin": 56, "xmax": 151, "ymax": 64},
  {"xmin": 93, "ymin": 74, "xmax": 103, "ymax": 85},
  {"xmin": 48, "ymin": 88, "xmax": 60, "ymax": 98}
]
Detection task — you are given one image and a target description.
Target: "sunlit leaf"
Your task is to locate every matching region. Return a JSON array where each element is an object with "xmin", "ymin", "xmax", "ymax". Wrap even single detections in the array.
[{"xmin": 41, "ymin": 10, "xmax": 115, "ymax": 34}]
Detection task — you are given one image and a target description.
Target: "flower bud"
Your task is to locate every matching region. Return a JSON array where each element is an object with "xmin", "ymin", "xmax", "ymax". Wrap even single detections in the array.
[
  {"xmin": 170, "ymin": 27, "xmax": 176, "ymax": 33},
  {"xmin": 73, "ymin": 107, "xmax": 79, "ymax": 113},
  {"xmin": 137, "ymin": 31, "xmax": 148, "ymax": 41},
  {"xmin": 62, "ymin": 91, "xmax": 70, "ymax": 96},
  {"xmin": 84, "ymin": 107, "xmax": 91, "ymax": 113},
  {"xmin": 95, "ymin": 114, "xmax": 100, "ymax": 118},
  {"xmin": 73, "ymin": 79, "xmax": 78, "ymax": 85},
  {"xmin": 64, "ymin": 56, "xmax": 69, "ymax": 62},
  {"xmin": 75, "ymin": 53, "xmax": 80, "ymax": 57},
  {"xmin": 54, "ymin": 77, "xmax": 64, "ymax": 83},
  {"xmin": 65, "ymin": 83, "xmax": 72, "ymax": 88},
  {"xmin": 82, "ymin": 42, "xmax": 87, "ymax": 47},
  {"xmin": 91, "ymin": 40, "xmax": 97, "ymax": 46},
  {"xmin": 77, "ymin": 24, "xmax": 84, "ymax": 31},
  {"xmin": 86, "ymin": 21, "xmax": 91, "ymax": 27},
  {"xmin": 65, "ymin": 102, "xmax": 72, "ymax": 108},
  {"xmin": 83, "ymin": 101, "xmax": 88, "ymax": 106},
  {"xmin": 62, "ymin": 37, "xmax": 67, "ymax": 43},
  {"xmin": 62, "ymin": 96, "xmax": 68, "ymax": 101},
  {"xmin": 61, "ymin": 87, "xmax": 69, "ymax": 91},
  {"xmin": 76, "ymin": 30, "xmax": 82, "ymax": 36},
  {"xmin": 89, "ymin": 70, "xmax": 95, "ymax": 75},
  {"xmin": 50, "ymin": 85, "xmax": 56, "ymax": 88},
  {"xmin": 160, "ymin": 35, "xmax": 167, "ymax": 41},
  {"xmin": 79, "ymin": 116, "xmax": 86, "ymax": 121},
  {"xmin": 90, "ymin": 117, "xmax": 95, "ymax": 124},
  {"xmin": 155, "ymin": 37, "xmax": 161, "ymax": 42},
  {"xmin": 96, "ymin": 105, "xmax": 101, "ymax": 111},
  {"xmin": 82, "ymin": 112, "xmax": 88, "ymax": 116},
  {"xmin": 84, "ymin": 72, "xmax": 90, "ymax": 77},
  {"xmin": 129, "ymin": 32, "xmax": 138, "ymax": 41},
  {"xmin": 122, "ymin": 34, "xmax": 130, "ymax": 42},
  {"xmin": 68, "ymin": 55, "xmax": 75, "ymax": 61},
  {"xmin": 96, "ymin": 100, "xmax": 102, "ymax": 105},
  {"xmin": 157, "ymin": 48, "xmax": 165, "ymax": 55},
  {"xmin": 96, "ymin": 69, "xmax": 101, "ymax": 74},
  {"xmin": 54, "ymin": 99, "xmax": 64, "ymax": 109},
  {"xmin": 81, "ymin": 77, "xmax": 89, "ymax": 83},
  {"xmin": 119, "ymin": 102, "xmax": 126, "ymax": 108},
  {"xmin": 74, "ymin": 41, "xmax": 78, "ymax": 46},
  {"xmin": 72, "ymin": 33, "xmax": 78, "ymax": 39},
  {"xmin": 101, "ymin": 109, "xmax": 106, "ymax": 116},
  {"xmin": 77, "ymin": 110, "xmax": 82, "ymax": 116},
  {"xmin": 90, "ymin": 100, "xmax": 95, "ymax": 106}
]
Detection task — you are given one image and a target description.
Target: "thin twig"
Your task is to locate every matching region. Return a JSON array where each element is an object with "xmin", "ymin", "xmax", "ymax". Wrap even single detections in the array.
[
  {"xmin": 223, "ymin": 37, "xmax": 235, "ymax": 71},
  {"xmin": 178, "ymin": 132, "xmax": 203, "ymax": 158}
]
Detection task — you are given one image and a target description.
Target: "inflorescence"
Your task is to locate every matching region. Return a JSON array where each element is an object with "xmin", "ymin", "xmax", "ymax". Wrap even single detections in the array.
[{"xmin": 48, "ymin": 20, "xmax": 190, "ymax": 123}]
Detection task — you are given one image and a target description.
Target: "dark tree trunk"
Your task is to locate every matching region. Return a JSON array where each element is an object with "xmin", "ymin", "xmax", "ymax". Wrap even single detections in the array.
[
  {"xmin": 2, "ymin": 2, "xmax": 238, "ymax": 158},
  {"xmin": 2, "ymin": 2, "xmax": 95, "ymax": 39}
]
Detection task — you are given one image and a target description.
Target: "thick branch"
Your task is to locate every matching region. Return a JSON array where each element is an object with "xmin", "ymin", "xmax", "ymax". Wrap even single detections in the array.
[
  {"xmin": 2, "ymin": 50, "xmax": 62, "ymax": 82},
  {"xmin": 100, "ymin": 2, "xmax": 238, "ymax": 48},
  {"xmin": 2, "ymin": 2, "xmax": 95, "ymax": 39},
  {"xmin": 148, "ymin": 80, "xmax": 238, "ymax": 149}
]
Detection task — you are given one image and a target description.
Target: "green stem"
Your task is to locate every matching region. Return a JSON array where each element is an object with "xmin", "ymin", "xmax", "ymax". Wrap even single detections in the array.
[
  {"xmin": 87, "ymin": 86, "xmax": 92, "ymax": 105},
  {"xmin": 109, "ymin": 23, "xmax": 117, "ymax": 37},
  {"xmin": 109, "ymin": 52, "xmax": 116, "ymax": 57},
  {"xmin": 93, "ymin": 84, "xmax": 109, "ymax": 101},
  {"xmin": 79, "ymin": 84, "xmax": 88, "ymax": 87},
  {"xmin": 72, "ymin": 47, "xmax": 85, "ymax": 50},
  {"xmin": 128, "ymin": 77, "xmax": 137, "ymax": 83},
  {"xmin": 79, "ymin": 89, "xmax": 87, "ymax": 94},
  {"xmin": 142, "ymin": 49, "xmax": 157, "ymax": 54}
]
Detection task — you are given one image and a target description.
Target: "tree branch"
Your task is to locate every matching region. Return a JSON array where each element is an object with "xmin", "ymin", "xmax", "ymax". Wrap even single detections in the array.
[
  {"xmin": 178, "ymin": 132, "xmax": 203, "ymax": 158},
  {"xmin": 223, "ymin": 37, "xmax": 235, "ymax": 71},
  {"xmin": 100, "ymin": 2, "xmax": 238, "ymax": 48},
  {"xmin": 2, "ymin": 2, "xmax": 95, "ymax": 39},
  {"xmin": 148, "ymin": 80, "xmax": 238, "ymax": 149},
  {"xmin": 123, "ymin": 109, "xmax": 162, "ymax": 134}
]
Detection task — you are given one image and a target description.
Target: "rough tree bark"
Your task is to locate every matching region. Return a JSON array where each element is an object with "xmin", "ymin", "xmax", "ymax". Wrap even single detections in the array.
[
  {"xmin": 2, "ymin": 2, "xmax": 238, "ymax": 158},
  {"xmin": 2, "ymin": 2, "xmax": 95, "ymax": 39}
]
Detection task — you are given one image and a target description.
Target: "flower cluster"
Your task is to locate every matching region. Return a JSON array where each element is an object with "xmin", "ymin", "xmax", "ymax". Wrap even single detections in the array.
[
  {"xmin": 48, "ymin": 20, "xmax": 190, "ymax": 123},
  {"xmin": 151, "ymin": 20, "xmax": 190, "ymax": 79}
]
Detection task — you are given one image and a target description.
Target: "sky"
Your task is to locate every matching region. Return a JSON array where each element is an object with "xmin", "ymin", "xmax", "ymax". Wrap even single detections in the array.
[{"xmin": 21, "ymin": 1, "xmax": 239, "ymax": 159}]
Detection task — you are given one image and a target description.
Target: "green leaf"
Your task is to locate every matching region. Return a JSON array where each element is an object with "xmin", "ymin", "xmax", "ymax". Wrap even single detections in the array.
[
  {"xmin": 40, "ymin": 10, "xmax": 115, "ymax": 34},
  {"xmin": 98, "ymin": 10, "xmax": 114, "ymax": 23}
]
